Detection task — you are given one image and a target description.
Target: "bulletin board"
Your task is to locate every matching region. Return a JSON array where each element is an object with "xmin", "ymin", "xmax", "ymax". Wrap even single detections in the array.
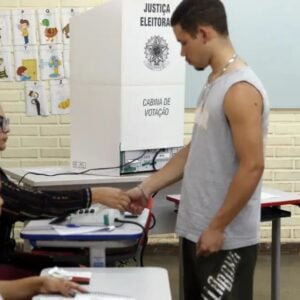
[{"xmin": 185, "ymin": 0, "xmax": 300, "ymax": 108}]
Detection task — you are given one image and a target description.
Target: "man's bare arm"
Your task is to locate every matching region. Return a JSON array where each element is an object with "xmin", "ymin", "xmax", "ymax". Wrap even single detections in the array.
[
  {"xmin": 127, "ymin": 143, "xmax": 190, "ymax": 211},
  {"xmin": 198, "ymin": 82, "xmax": 265, "ymax": 255}
]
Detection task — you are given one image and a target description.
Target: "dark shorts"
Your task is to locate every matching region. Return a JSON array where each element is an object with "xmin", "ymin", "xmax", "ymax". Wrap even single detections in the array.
[{"xmin": 182, "ymin": 238, "xmax": 258, "ymax": 300}]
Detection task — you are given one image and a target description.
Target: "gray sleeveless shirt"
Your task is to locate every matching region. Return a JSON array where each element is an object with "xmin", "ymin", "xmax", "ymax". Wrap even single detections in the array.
[{"xmin": 176, "ymin": 66, "xmax": 270, "ymax": 249}]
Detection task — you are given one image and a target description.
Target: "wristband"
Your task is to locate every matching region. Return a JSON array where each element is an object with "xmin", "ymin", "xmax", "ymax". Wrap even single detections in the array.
[{"xmin": 137, "ymin": 184, "xmax": 149, "ymax": 201}]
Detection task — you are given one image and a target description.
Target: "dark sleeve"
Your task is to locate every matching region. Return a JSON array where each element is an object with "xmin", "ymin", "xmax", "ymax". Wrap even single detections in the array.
[{"xmin": 0, "ymin": 169, "xmax": 92, "ymax": 222}]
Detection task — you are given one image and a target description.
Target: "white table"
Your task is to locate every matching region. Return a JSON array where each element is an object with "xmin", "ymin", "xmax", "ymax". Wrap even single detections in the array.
[
  {"xmin": 33, "ymin": 267, "xmax": 172, "ymax": 300},
  {"xmin": 166, "ymin": 187, "xmax": 300, "ymax": 300},
  {"xmin": 21, "ymin": 209, "xmax": 150, "ymax": 267},
  {"xmin": 4, "ymin": 167, "xmax": 149, "ymax": 188},
  {"xmin": 4, "ymin": 166, "xmax": 181, "ymax": 235},
  {"xmin": 10, "ymin": 166, "xmax": 300, "ymax": 299}
]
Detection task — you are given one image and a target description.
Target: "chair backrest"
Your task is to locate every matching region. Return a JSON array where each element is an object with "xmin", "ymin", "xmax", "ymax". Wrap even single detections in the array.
[{"xmin": 0, "ymin": 263, "xmax": 38, "ymax": 280}]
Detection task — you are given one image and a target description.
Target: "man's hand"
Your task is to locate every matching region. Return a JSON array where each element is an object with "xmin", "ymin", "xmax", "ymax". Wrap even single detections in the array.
[
  {"xmin": 196, "ymin": 228, "xmax": 224, "ymax": 256},
  {"xmin": 39, "ymin": 276, "xmax": 87, "ymax": 297},
  {"xmin": 126, "ymin": 186, "xmax": 149, "ymax": 215},
  {"xmin": 91, "ymin": 187, "xmax": 131, "ymax": 212}
]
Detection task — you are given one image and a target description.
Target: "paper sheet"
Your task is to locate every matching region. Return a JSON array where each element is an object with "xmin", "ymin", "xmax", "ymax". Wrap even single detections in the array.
[
  {"xmin": 52, "ymin": 225, "xmax": 115, "ymax": 235},
  {"xmin": 40, "ymin": 268, "xmax": 135, "ymax": 299},
  {"xmin": 261, "ymin": 191, "xmax": 279, "ymax": 200},
  {"xmin": 35, "ymin": 293, "xmax": 135, "ymax": 299}
]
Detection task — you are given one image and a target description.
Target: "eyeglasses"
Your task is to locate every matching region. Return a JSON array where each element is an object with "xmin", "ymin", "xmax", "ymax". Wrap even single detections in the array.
[{"xmin": 0, "ymin": 116, "xmax": 10, "ymax": 133}]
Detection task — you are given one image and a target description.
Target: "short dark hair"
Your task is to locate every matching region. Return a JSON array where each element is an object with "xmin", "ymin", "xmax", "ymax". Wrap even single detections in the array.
[
  {"xmin": 20, "ymin": 19, "xmax": 29, "ymax": 26},
  {"xmin": 171, "ymin": 0, "xmax": 228, "ymax": 37}
]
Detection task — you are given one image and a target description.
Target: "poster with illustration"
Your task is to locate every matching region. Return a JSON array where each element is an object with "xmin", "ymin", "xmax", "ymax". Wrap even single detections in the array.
[
  {"xmin": 63, "ymin": 44, "xmax": 70, "ymax": 78},
  {"xmin": 0, "ymin": 47, "xmax": 13, "ymax": 81},
  {"xmin": 25, "ymin": 81, "xmax": 49, "ymax": 116},
  {"xmin": 39, "ymin": 44, "xmax": 64, "ymax": 80},
  {"xmin": 61, "ymin": 7, "xmax": 84, "ymax": 44},
  {"xmin": 37, "ymin": 8, "xmax": 62, "ymax": 44},
  {"xmin": 12, "ymin": 9, "xmax": 37, "ymax": 45},
  {"xmin": 14, "ymin": 45, "xmax": 39, "ymax": 81},
  {"xmin": 50, "ymin": 79, "xmax": 70, "ymax": 115},
  {"xmin": 0, "ymin": 10, "xmax": 13, "ymax": 46}
]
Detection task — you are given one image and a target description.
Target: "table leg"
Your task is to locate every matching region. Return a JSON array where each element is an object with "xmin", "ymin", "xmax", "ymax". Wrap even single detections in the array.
[
  {"xmin": 271, "ymin": 218, "xmax": 280, "ymax": 300},
  {"xmin": 90, "ymin": 247, "xmax": 106, "ymax": 267}
]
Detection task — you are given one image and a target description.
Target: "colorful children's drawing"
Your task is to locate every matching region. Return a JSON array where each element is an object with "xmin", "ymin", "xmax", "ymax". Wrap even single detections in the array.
[
  {"xmin": 28, "ymin": 90, "xmax": 41, "ymax": 115},
  {"xmin": 37, "ymin": 8, "xmax": 62, "ymax": 45},
  {"xmin": 50, "ymin": 79, "xmax": 70, "ymax": 115},
  {"xmin": 0, "ymin": 47, "xmax": 13, "ymax": 81},
  {"xmin": 58, "ymin": 98, "xmax": 70, "ymax": 109},
  {"xmin": 14, "ymin": 45, "xmax": 39, "ymax": 81},
  {"xmin": 16, "ymin": 65, "xmax": 31, "ymax": 81},
  {"xmin": 0, "ymin": 58, "xmax": 8, "ymax": 79},
  {"xmin": 61, "ymin": 7, "xmax": 84, "ymax": 44},
  {"xmin": 22, "ymin": 59, "xmax": 37, "ymax": 80},
  {"xmin": 41, "ymin": 18, "xmax": 58, "ymax": 42},
  {"xmin": 39, "ymin": 44, "xmax": 63, "ymax": 80},
  {"xmin": 12, "ymin": 10, "xmax": 37, "ymax": 45},
  {"xmin": 62, "ymin": 23, "xmax": 70, "ymax": 39},
  {"xmin": 25, "ymin": 81, "xmax": 49, "ymax": 116},
  {"xmin": 48, "ymin": 55, "xmax": 61, "ymax": 78},
  {"xmin": 18, "ymin": 19, "xmax": 29, "ymax": 44}
]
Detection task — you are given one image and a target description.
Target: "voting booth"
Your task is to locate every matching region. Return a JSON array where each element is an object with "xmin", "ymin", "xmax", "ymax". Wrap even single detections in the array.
[{"xmin": 70, "ymin": 0, "xmax": 185, "ymax": 175}]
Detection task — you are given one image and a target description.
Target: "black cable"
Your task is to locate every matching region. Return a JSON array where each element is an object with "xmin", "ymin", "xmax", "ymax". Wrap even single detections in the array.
[
  {"xmin": 151, "ymin": 191, "xmax": 158, "ymax": 198},
  {"xmin": 149, "ymin": 212, "xmax": 156, "ymax": 230},
  {"xmin": 138, "ymin": 234, "xmax": 147, "ymax": 268},
  {"xmin": 148, "ymin": 191, "xmax": 158, "ymax": 230},
  {"xmin": 114, "ymin": 218, "xmax": 146, "ymax": 238},
  {"xmin": 17, "ymin": 150, "xmax": 148, "ymax": 185},
  {"xmin": 151, "ymin": 149, "xmax": 164, "ymax": 171},
  {"xmin": 114, "ymin": 218, "xmax": 147, "ymax": 267}
]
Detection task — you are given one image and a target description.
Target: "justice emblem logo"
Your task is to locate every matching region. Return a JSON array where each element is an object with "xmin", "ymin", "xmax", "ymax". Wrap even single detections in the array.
[{"xmin": 144, "ymin": 35, "xmax": 169, "ymax": 71}]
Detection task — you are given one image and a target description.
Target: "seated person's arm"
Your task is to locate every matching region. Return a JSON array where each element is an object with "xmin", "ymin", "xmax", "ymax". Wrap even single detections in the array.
[
  {"xmin": 0, "ymin": 169, "xmax": 130, "ymax": 221},
  {"xmin": 0, "ymin": 276, "xmax": 86, "ymax": 300}
]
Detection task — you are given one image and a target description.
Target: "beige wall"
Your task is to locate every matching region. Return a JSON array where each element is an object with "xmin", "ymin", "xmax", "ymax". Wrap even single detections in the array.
[{"xmin": 1, "ymin": 0, "xmax": 300, "ymax": 244}]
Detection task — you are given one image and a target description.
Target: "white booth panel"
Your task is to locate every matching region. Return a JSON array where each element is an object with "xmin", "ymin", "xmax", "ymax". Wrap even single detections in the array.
[
  {"xmin": 121, "ymin": 0, "xmax": 184, "ymax": 85},
  {"xmin": 120, "ymin": 85, "xmax": 184, "ymax": 151},
  {"xmin": 70, "ymin": 1, "xmax": 122, "ymax": 85},
  {"xmin": 71, "ymin": 85, "xmax": 121, "ymax": 174}
]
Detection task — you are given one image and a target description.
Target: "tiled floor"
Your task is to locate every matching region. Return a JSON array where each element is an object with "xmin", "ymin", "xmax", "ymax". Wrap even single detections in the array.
[{"xmin": 144, "ymin": 246, "xmax": 300, "ymax": 300}]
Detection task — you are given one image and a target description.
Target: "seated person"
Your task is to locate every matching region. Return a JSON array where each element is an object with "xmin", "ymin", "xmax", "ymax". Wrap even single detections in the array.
[
  {"xmin": 0, "ymin": 104, "xmax": 131, "ymax": 277},
  {"xmin": 0, "ymin": 195, "xmax": 90, "ymax": 299}
]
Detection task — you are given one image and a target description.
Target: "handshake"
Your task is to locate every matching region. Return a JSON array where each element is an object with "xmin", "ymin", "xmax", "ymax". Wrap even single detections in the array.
[{"xmin": 90, "ymin": 184, "xmax": 151, "ymax": 214}]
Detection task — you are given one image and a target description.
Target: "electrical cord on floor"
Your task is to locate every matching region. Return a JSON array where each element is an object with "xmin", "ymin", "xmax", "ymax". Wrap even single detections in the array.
[{"xmin": 114, "ymin": 218, "xmax": 147, "ymax": 267}]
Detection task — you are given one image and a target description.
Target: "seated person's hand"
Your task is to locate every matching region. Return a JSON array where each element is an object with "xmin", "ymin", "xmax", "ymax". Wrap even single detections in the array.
[
  {"xmin": 91, "ymin": 187, "xmax": 131, "ymax": 212},
  {"xmin": 40, "ymin": 276, "xmax": 87, "ymax": 297}
]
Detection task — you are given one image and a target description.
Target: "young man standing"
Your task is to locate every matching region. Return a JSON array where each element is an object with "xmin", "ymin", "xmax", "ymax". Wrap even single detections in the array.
[{"xmin": 127, "ymin": 0, "xmax": 269, "ymax": 299}]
